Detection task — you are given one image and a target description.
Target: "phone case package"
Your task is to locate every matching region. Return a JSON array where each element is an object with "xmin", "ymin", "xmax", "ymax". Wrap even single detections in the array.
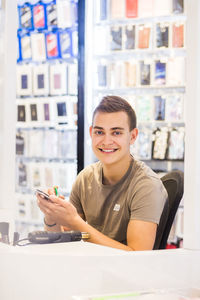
[
  {"xmin": 172, "ymin": 23, "xmax": 184, "ymax": 48},
  {"xmin": 15, "ymin": 193, "xmax": 31, "ymax": 221},
  {"xmin": 172, "ymin": 0, "xmax": 184, "ymax": 14},
  {"xmin": 16, "ymin": 130, "xmax": 28, "ymax": 156},
  {"xmin": 154, "ymin": 96, "xmax": 166, "ymax": 121},
  {"xmin": 154, "ymin": 60, "xmax": 166, "ymax": 85},
  {"xmin": 124, "ymin": 61, "xmax": 137, "ymax": 87},
  {"xmin": 167, "ymin": 57, "xmax": 185, "ymax": 86},
  {"xmin": 59, "ymin": 29, "xmax": 72, "ymax": 59},
  {"xmin": 132, "ymin": 127, "xmax": 152, "ymax": 160},
  {"xmin": 138, "ymin": 0, "xmax": 153, "ymax": 18},
  {"xmin": 28, "ymin": 100, "xmax": 46, "ymax": 126},
  {"xmin": 124, "ymin": 25, "xmax": 136, "ymax": 50},
  {"xmin": 33, "ymin": 64, "xmax": 49, "ymax": 96},
  {"xmin": 18, "ymin": 3, "xmax": 33, "ymax": 31},
  {"xmin": 54, "ymin": 163, "xmax": 69, "ymax": 191},
  {"xmin": 156, "ymin": 23, "xmax": 169, "ymax": 48},
  {"xmin": 140, "ymin": 60, "xmax": 151, "ymax": 86},
  {"xmin": 110, "ymin": 0, "xmax": 125, "ymax": 19},
  {"xmin": 110, "ymin": 26, "xmax": 122, "ymax": 51},
  {"xmin": 32, "ymin": 2, "xmax": 47, "ymax": 30},
  {"xmin": 49, "ymin": 63, "xmax": 68, "ymax": 95},
  {"xmin": 167, "ymin": 127, "xmax": 185, "ymax": 160},
  {"xmin": 28, "ymin": 130, "xmax": 44, "ymax": 157},
  {"xmin": 40, "ymin": 98, "xmax": 54, "ymax": 124},
  {"xmin": 44, "ymin": 163, "xmax": 55, "ymax": 188},
  {"xmin": 136, "ymin": 95, "xmax": 153, "ymax": 122},
  {"xmin": 139, "ymin": 129, "xmax": 153, "ymax": 160},
  {"xmin": 31, "ymin": 32, "xmax": 46, "ymax": 61},
  {"xmin": 125, "ymin": 0, "xmax": 138, "ymax": 18},
  {"xmin": 16, "ymin": 160, "xmax": 28, "ymax": 188},
  {"xmin": 154, "ymin": 0, "xmax": 171, "ymax": 16},
  {"xmin": 165, "ymin": 94, "xmax": 184, "ymax": 122},
  {"xmin": 45, "ymin": 31, "xmax": 61, "ymax": 59},
  {"xmin": 97, "ymin": 63, "xmax": 107, "ymax": 87},
  {"xmin": 29, "ymin": 162, "xmax": 43, "ymax": 189},
  {"xmin": 152, "ymin": 127, "xmax": 169, "ymax": 160},
  {"xmin": 43, "ymin": 129, "xmax": 59, "ymax": 158},
  {"xmin": 17, "ymin": 103, "xmax": 27, "ymax": 123},
  {"xmin": 58, "ymin": 130, "xmax": 77, "ymax": 159},
  {"xmin": 108, "ymin": 62, "xmax": 124, "ymax": 89},
  {"xmin": 16, "ymin": 64, "xmax": 33, "ymax": 97},
  {"xmin": 46, "ymin": 0, "xmax": 57, "ymax": 28},
  {"xmin": 138, "ymin": 24, "xmax": 151, "ymax": 49},
  {"xmin": 37, "ymin": 101, "xmax": 50, "ymax": 125},
  {"xmin": 57, "ymin": 0, "xmax": 77, "ymax": 28},
  {"xmin": 55, "ymin": 97, "xmax": 68, "ymax": 124},
  {"xmin": 19, "ymin": 32, "xmax": 32, "ymax": 61},
  {"xmin": 29, "ymin": 102, "xmax": 39, "ymax": 123}
]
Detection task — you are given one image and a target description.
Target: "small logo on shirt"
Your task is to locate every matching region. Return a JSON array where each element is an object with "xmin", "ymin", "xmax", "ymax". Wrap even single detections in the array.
[{"xmin": 113, "ymin": 204, "xmax": 120, "ymax": 211}]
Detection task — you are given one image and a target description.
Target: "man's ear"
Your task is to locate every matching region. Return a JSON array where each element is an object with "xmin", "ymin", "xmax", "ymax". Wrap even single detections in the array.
[
  {"xmin": 130, "ymin": 128, "xmax": 138, "ymax": 145},
  {"xmin": 89, "ymin": 125, "xmax": 93, "ymax": 138}
]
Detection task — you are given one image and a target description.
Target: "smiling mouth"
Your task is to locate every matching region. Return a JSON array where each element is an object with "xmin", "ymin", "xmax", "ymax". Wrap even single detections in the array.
[{"xmin": 99, "ymin": 148, "xmax": 118, "ymax": 153}]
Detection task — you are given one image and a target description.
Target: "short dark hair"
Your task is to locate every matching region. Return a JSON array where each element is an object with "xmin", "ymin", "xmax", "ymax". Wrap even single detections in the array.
[{"xmin": 92, "ymin": 95, "xmax": 137, "ymax": 130}]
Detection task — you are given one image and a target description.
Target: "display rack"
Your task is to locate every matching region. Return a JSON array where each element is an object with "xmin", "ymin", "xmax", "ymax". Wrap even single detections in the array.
[
  {"xmin": 84, "ymin": 0, "xmax": 186, "ymax": 246},
  {"xmin": 15, "ymin": 0, "xmax": 79, "ymax": 236}
]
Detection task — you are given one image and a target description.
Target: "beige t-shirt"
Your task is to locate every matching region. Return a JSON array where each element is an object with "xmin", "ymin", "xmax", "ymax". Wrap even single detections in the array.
[{"xmin": 70, "ymin": 158, "xmax": 167, "ymax": 244}]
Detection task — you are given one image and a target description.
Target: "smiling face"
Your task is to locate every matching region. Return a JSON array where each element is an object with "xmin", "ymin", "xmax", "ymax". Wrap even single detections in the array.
[{"xmin": 90, "ymin": 111, "xmax": 138, "ymax": 168}]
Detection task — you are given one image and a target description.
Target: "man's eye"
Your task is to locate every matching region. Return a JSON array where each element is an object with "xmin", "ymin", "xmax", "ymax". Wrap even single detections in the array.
[
  {"xmin": 94, "ymin": 130, "xmax": 103, "ymax": 135},
  {"xmin": 113, "ymin": 131, "xmax": 121, "ymax": 136}
]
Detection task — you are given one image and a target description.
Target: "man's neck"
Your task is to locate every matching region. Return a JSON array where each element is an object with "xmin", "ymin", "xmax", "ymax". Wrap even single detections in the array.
[{"xmin": 102, "ymin": 156, "xmax": 132, "ymax": 185}]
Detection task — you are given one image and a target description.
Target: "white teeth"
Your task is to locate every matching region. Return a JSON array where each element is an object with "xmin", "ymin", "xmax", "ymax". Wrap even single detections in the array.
[{"xmin": 101, "ymin": 149, "xmax": 115, "ymax": 152}]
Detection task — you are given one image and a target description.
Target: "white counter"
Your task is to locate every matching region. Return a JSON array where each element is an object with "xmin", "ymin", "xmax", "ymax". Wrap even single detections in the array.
[{"xmin": 0, "ymin": 241, "xmax": 200, "ymax": 300}]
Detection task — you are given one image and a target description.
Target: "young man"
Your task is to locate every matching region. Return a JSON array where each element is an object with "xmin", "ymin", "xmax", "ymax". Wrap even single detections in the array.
[{"xmin": 37, "ymin": 96, "xmax": 167, "ymax": 251}]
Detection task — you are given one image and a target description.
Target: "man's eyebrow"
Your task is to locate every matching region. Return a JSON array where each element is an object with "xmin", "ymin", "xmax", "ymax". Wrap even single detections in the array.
[
  {"xmin": 93, "ymin": 126, "xmax": 124, "ymax": 130},
  {"xmin": 93, "ymin": 126, "xmax": 104, "ymax": 129},
  {"xmin": 111, "ymin": 127, "xmax": 124, "ymax": 130}
]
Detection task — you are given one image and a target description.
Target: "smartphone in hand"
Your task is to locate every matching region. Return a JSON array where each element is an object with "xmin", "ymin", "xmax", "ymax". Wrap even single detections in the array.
[{"xmin": 35, "ymin": 189, "xmax": 51, "ymax": 201}]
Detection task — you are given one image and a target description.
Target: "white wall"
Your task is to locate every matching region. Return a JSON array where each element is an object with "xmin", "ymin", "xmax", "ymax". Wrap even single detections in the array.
[
  {"xmin": 0, "ymin": 0, "xmax": 17, "ymax": 228},
  {"xmin": 184, "ymin": 0, "xmax": 200, "ymax": 249}
]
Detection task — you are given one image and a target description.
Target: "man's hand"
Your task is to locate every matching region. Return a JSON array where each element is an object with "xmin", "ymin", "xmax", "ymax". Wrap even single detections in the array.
[
  {"xmin": 37, "ymin": 191, "xmax": 80, "ymax": 229},
  {"xmin": 45, "ymin": 195, "xmax": 80, "ymax": 228}
]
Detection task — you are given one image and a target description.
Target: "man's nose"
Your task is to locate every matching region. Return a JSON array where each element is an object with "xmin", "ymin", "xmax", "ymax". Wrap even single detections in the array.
[{"xmin": 102, "ymin": 133, "xmax": 113, "ymax": 145}]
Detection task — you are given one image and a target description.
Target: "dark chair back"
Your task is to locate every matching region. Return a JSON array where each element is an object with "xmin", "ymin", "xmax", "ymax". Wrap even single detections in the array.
[{"xmin": 153, "ymin": 170, "xmax": 184, "ymax": 250}]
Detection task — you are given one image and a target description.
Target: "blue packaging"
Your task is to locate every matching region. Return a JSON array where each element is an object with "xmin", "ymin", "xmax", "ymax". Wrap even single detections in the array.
[
  {"xmin": 46, "ymin": 0, "xmax": 57, "ymax": 28},
  {"xmin": 45, "ymin": 30, "xmax": 61, "ymax": 59},
  {"xmin": 71, "ymin": 27, "xmax": 78, "ymax": 57},
  {"xmin": 32, "ymin": 1, "xmax": 47, "ymax": 30},
  {"xmin": 59, "ymin": 29, "xmax": 72, "ymax": 59},
  {"xmin": 18, "ymin": 31, "xmax": 32, "ymax": 61},
  {"xmin": 17, "ymin": 32, "xmax": 22, "ymax": 63},
  {"xmin": 18, "ymin": 3, "xmax": 34, "ymax": 31}
]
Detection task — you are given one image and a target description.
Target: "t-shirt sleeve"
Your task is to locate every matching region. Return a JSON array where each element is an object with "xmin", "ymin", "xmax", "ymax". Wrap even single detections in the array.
[
  {"xmin": 130, "ymin": 178, "xmax": 167, "ymax": 224},
  {"xmin": 69, "ymin": 172, "xmax": 85, "ymax": 216}
]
